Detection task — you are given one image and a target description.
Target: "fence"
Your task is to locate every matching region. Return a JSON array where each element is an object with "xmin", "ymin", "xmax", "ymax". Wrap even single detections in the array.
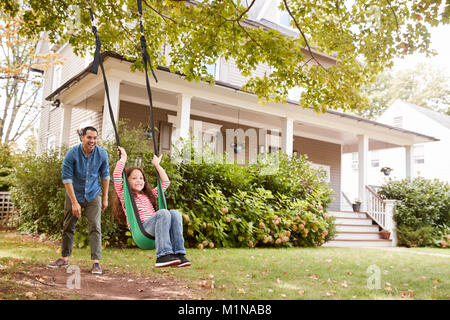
[{"xmin": 0, "ymin": 192, "xmax": 19, "ymax": 229}]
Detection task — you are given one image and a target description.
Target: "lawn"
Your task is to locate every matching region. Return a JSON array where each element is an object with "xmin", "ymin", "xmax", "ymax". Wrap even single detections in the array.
[{"xmin": 0, "ymin": 231, "xmax": 448, "ymax": 300}]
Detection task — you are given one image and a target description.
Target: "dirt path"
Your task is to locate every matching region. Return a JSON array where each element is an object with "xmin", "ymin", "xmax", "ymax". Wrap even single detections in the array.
[{"xmin": 2, "ymin": 262, "xmax": 201, "ymax": 300}]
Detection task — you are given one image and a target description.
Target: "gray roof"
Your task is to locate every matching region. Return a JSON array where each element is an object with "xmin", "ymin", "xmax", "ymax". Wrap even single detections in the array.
[{"xmin": 403, "ymin": 101, "xmax": 450, "ymax": 130}]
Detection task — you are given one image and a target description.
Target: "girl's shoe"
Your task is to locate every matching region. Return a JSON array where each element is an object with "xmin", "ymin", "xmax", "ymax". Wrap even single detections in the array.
[
  {"xmin": 176, "ymin": 254, "xmax": 191, "ymax": 267},
  {"xmin": 155, "ymin": 254, "xmax": 181, "ymax": 268}
]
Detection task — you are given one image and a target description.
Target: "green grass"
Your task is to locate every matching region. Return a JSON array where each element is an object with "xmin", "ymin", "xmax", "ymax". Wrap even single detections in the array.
[{"xmin": 0, "ymin": 231, "xmax": 449, "ymax": 300}]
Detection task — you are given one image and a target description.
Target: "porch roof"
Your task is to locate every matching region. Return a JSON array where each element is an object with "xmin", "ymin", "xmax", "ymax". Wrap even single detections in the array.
[{"xmin": 46, "ymin": 52, "xmax": 438, "ymax": 151}]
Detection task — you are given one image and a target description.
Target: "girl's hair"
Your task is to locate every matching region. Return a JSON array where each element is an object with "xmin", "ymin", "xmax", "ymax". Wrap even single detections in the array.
[{"xmin": 112, "ymin": 166, "xmax": 157, "ymax": 225}]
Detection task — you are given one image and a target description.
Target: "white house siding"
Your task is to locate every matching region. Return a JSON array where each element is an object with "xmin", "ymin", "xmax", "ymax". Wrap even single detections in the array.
[
  {"xmin": 58, "ymin": 44, "xmax": 86, "ymax": 85},
  {"xmin": 377, "ymin": 101, "xmax": 450, "ymax": 183},
  {"xmin": 293, "ymin": 137, "xmax": 341, "ymax": 211},
  {"xmin": 68, "ymin": 107, "xmax": 103, "ymax": 147}
]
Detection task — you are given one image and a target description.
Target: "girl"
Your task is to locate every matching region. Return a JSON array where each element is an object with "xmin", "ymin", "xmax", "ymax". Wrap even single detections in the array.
[{"xmin": 112, "ymin": 146, "xmax": 191, "ymax": 268}]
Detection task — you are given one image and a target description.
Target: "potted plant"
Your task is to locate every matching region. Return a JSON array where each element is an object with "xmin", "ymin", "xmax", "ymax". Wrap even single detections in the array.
[
  {"xmin": 380, "ymin": 229, "xmax": 391, "ymax": 239},
  {"xmin": 352, "ymin": 199, "xmax": 362, "ymax": 212},
  {"xmin": 380, "ymin": 166, "xmax": 393, "ymax": 176}
]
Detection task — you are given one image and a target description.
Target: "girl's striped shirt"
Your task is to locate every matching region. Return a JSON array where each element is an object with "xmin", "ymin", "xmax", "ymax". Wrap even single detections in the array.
[{"xmin": 113, "ymin": 160, "xmax": 170, "ymax": 228}]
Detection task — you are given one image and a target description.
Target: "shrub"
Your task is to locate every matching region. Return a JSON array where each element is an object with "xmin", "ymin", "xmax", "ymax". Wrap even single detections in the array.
[
  {"xmin": 379, "ymin": 177, "xmax": 450, "ymax": 247},
  {"xmin": 11, "ymin": 123, "xmax": 335, "ymax": 249},
  {"xmin": 0, "ymin": 143, "xmax": 15, "ymax": 191}
]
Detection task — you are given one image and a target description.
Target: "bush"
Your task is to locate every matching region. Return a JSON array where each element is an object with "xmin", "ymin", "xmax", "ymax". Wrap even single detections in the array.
[
  {"xmin": 379, "ymin": 177, "xmax": 450, "ymax": 248},
  {"xmin": 0, "ymin": 143, "xmax": 15, "ymax": 191},
  {"xmin": 11, "ymin": 146, "xmax": 126, "ymax": 248},
  {"xmin": 11, "ymin": 123, "xmax": 335, "ymax": 248}
]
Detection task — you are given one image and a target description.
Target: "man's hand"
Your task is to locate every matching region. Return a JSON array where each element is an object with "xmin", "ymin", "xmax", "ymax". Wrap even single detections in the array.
[
  {"xmin": 72, "ymin": 201, "xmax": 82, "ymax": 218},
  {"xmin": 102, "ymin": 197, "xmax": 108, "ymax": 212}
]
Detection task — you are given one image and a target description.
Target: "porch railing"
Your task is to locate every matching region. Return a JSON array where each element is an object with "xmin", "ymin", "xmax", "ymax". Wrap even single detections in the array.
[{"xmin": 365, "ymin": 186, "xmax": 397, "ymax": 245}]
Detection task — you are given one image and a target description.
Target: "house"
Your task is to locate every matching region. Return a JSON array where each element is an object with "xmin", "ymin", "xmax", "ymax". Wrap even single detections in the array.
[
  {"xmin": 342, "ymin": 100, "xmax": 449, "ymax": 202},
  {"xmin": 35, "ymin": 1, "xmax": 438, "ymax": 246}
]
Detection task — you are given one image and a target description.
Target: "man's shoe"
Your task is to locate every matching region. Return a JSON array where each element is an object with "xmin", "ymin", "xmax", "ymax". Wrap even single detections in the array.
[
  {"xmin": 47, "ymin": 258, "xmax": 68, "ymax": 269},
  {"xmin": 155, "ymin": 254, "xmax": 181, "ymax": 268},
  {"xmin": 91, "ymin": 262, "xmax": 103, "ymax": 274},
  {"xmin": 176, "ymin": 254, "xmax": 191, "ymax": 267}
]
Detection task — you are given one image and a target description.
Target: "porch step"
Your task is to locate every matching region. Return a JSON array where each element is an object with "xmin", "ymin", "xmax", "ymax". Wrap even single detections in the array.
[
  {"xmin": 336, "ymin": 224, "xmax": 379, "ymax": 233},
  {"xmin": 323, "ymin": 239, "xmax": 392, "ymax": 248},
  {"xmin": 324, "ymin": 210, "xmax": 393, "ymax": 248},
  {"xmin": 334, "ymin": 217, "xmax": 374, "ymax": 225},
  {"xmin": 335, "ymin": 232, "xmax": 381, "ymax": 240},
  {"xmin": 327, "ymin": 211, "xmax": 368, "ymax": 219}
]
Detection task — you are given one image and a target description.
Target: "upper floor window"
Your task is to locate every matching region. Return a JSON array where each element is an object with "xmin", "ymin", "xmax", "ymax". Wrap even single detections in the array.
[
  {"xmin": 279, "ymin": 10, "xmax": 293, "ymax": 28},
  {"xmin": 52, "ymin": 65, "xmax": 62, "ymax": 92},
  {"xmin": 205, "ymin": 59, "xmax": 220, "ymax": 80}
]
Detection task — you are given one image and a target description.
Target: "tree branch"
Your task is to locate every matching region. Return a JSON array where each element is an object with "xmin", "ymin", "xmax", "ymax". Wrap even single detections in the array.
[
  {"xmin": 282, "ymin": 0, "xmax": 326, "ymax": 71},
  {"xmin": 386, "ymin": 0, "xmax": 399, "ymax": 31}
]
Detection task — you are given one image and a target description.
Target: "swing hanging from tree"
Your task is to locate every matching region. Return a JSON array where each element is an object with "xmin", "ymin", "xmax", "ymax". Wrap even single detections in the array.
[{"xmin": 88, "ymin": 0, "xmax": 167, "ymax": 250}]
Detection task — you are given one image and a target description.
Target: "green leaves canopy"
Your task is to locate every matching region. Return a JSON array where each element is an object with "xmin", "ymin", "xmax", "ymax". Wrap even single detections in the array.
[{"xmin": 2, "ymin": 0, "xmax": 448, "ymax": 112}]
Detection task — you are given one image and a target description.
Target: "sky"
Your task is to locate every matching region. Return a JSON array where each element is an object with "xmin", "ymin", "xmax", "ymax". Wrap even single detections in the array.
[{"xmin": 392, "ymin": 24, "xmax": 450, "ymax": 75}]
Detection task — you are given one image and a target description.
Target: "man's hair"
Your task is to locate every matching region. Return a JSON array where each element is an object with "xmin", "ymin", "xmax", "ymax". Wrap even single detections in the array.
[{"xmin": 81, "ymin": 126, "xmax": 98, "ymax": 136}]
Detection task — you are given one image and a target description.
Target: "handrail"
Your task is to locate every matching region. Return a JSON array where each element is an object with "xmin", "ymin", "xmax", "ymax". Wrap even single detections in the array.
[
  {"xmin": 365, "ymin": 186, "xmax": 387, "ymax": 229},
  {"xmin": 341, "ymin": 191, "xmax": 353, "ymax": 207}
]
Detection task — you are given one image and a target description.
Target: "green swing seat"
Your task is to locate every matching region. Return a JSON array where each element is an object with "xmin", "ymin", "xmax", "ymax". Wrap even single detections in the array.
[{"xmin": 122, "ymin": 171, "xmax": 168, "ymax": 250}]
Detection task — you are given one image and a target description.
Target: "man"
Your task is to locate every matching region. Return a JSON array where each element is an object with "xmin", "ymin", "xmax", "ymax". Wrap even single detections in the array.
[{"xmin": 48, "ymin": 126, "xmax": 110, "ymax": 274}]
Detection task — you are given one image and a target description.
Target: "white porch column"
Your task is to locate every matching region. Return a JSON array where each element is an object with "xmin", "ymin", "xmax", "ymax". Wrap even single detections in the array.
[
  {"xmin": 405, "ymin": 145, "xmax": 413, "ymax": 178},
  {"xmin": 59, "ymin": 104, "xmax": 73, "ymax": 148},
  {"xmin": 281, "ymin": 117, "xmax": 294, "ymax": 156},
  {"xmin": 358, "ymin": 134, "xmax": 369, "ymax": 211},
  {"xmin": 175, "ymin": 93, "xmax": 192, "ymax": 143},
  {"xmin": 101, "ymin": 78, "xmax": 121, "ymax": 142}
]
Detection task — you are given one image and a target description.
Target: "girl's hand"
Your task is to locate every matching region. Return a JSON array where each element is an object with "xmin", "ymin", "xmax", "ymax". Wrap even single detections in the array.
[
  {"xmin": 152, "ymin": 154, "xmax": 163, "ymax": 167},
  {"xmin": 117, "ymin": 147, "xmax": 127, "ymax": 161}
]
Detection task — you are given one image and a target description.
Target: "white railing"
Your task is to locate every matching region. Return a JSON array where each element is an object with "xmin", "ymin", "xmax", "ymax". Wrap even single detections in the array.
[{"xmin": 365, "ymin": 186, "xmax": 397, "ymax": 245}]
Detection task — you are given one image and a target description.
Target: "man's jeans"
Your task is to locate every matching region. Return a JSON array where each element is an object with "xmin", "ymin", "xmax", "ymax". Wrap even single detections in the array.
[
  {"xmin": 142, "ymin": 209, "xmax": 186, "ymax": 258},
  {"xmin": 61, "ymin": 193, "xmax": 102, "ymax": 260}
]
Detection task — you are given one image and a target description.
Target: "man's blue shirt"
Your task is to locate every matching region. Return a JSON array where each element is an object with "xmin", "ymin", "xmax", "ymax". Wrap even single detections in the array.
[{"xmin": 62, "ymin": 144, "xmax": 110, "ymax": 203}]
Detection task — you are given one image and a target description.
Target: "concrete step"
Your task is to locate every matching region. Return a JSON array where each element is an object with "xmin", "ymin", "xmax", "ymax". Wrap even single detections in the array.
[
  {"xmin": 327, "ymin": 211, "xmax": 368, "ymax": 219},
  {"xmin": 335, "ymin": 232, "xmax": 381, "ymax": 240},
  {"xmin": 336, "ymin": 224, "xmax": 379, "ymax": 233},
  {"xmin": 334, "ymin": 217, "xmax": 374, "ymax": 225},
  {"xmin": 323, "ymin": 239, "xmax": 392, "ymax": 248}
]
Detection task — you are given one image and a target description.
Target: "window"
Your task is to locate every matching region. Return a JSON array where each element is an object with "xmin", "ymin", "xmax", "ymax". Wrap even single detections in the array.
[
  {"xmin": 393, "ymin": 116, "xmax": 403, "ymax": 128},
  {"xmin": 47, "ymin": 135, "xmax": 56, "ymax": 151},
  {"xmin": 279, "ymin": 11, "xmax": 293, "ymax": 28},
  {"xmin": 371, "ymin": 151, "xmax": 380, "ymax": 168},
  {"xmin": 310, "ymin": 162, "xmax": 331, "ymax": 183},
  {"xmin": 204, "ymin": 59, "xmax": 220, "ymax": 80},
  {"xmin": 414, "ymin": 145, "xmax": 425, "ymax": 164},
  {"xmin": 351, "ymin": 152, "xmax": 358, "ymax": 170},
  {"xmin": 52, "ymin": 65, "xmax": 62, "ymax": 92},
  {"xmin": 287, "ymin": 86, "xmax": 302, "ymax": 102}
]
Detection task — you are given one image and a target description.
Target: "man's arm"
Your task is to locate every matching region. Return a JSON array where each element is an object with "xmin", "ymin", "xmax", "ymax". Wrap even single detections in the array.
[
  {"xmin": 100, "ymin": 150, "xmax": 110, "ymax": 212},
  {"xmin": 101, "ymin": 179, "xmax": 109, "ymax": 211},
  {"xmin": 64, "ymin": 183, "xmax": 81, "ymax": 218}
]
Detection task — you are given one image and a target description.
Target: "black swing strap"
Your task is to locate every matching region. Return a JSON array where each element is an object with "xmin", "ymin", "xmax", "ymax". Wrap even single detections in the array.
[
  {"xmin": 88, "ymin": 7, "xmax": 155, "ymax": 240},
  {"xmin": 136, "ymin": 0, "xmax": 168, "ymax": 210}
]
